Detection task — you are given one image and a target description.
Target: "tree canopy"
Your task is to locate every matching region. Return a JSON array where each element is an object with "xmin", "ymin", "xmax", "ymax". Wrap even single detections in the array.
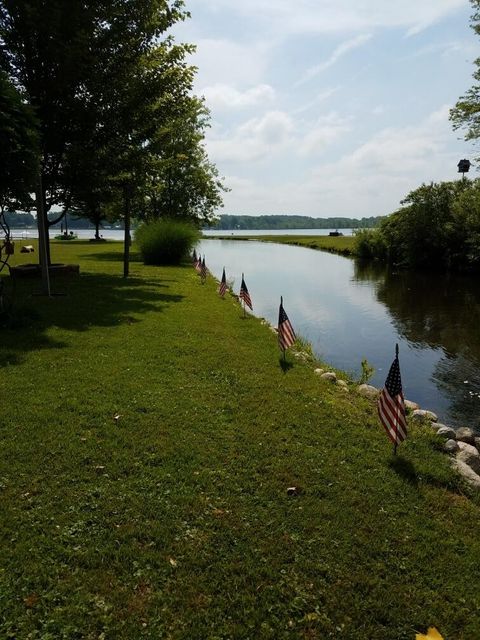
[
  {"xmin": 354, "ymin": 179, "xmax": 480, "ymax": 271},
  {"xmin": 450, "ymin": 0, "xmax": 480, "ymax": 158},
  {"xmin": 0, "ymin": 70, "xmax": 37, "ymax": 213}
]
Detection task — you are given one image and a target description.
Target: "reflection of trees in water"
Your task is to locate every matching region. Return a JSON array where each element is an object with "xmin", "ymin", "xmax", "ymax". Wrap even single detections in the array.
[{"xmin": 353, "ymin": 261, "xmax": 480, "ymax": 425}]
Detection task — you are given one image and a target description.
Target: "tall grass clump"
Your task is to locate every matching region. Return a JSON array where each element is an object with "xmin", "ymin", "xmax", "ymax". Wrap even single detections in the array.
[{"xmin": 135, "ymin": 218, "xmax": 200, "ymax": 265}]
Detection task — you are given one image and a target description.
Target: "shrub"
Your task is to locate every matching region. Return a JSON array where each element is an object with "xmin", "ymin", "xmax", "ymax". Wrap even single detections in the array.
[
  {"xmin": 135, "ymin": 219, "xmax": 200, "ymax": 265},
  {"xmin": 354, "ymin": 229, "xmax": 387, "ymax": 261}
]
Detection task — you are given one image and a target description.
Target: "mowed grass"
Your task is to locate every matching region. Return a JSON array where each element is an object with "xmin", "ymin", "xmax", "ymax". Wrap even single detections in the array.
[
  {"xmin": 204, "ymin": 234, "xmax": 356, "ymax": 257},
  {"xmin": 1, "ymin": 240, "xmax": 479, "ymax": 640}
]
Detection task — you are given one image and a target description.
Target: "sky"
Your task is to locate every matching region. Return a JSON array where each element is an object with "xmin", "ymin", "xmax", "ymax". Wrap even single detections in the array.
[{"xmin": 174, "ymin": 1, "xmax": 478, "ymax": 218}]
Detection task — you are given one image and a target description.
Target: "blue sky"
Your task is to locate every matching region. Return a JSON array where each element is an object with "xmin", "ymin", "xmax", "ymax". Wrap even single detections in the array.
[{"xmin": 174, "ymin": 1, "xmax": 477, "ymax": 217}]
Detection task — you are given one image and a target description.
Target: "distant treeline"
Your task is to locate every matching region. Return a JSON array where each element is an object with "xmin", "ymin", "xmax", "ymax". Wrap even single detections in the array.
[
  {"xmin": 5, "ymin": 212, "xmax": 96, "ymax": 229},
  {"xmin": 212, "ymin": 215, "xmax": 383, "ymax": 230},
  {"xmin": 4, "ymin": 211, "xmax": 35, "ymax": 227}
]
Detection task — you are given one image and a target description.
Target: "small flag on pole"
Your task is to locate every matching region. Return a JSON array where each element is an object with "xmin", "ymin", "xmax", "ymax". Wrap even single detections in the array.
[
  {"xmin": 378, "ymin": 344, "xmax": 407, "ymax": 453},
  {"xmin": 194, "ymin": 254, "xmax": 201, "ymax": 273},
  {"xmin": 200, "ymin": 256, "xmax": 207, "ymax": 282},
  {"xmin": 239, "ymin": 273, "xmax": 253, "ymax": 311},
  {"xmin": 278, "ymin": 296, "xmax": 296, "ymax": 351},
  {"xmin": 219, "ymin": 267, "xmax": 227, "ymax": 298}
]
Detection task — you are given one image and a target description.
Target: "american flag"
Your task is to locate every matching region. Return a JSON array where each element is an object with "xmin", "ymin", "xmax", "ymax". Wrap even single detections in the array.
[
  {"xmin": 194, "ymin": 254, "xmax": 202, "ymax": 273},
  {"xmin": 278, "ymin": 296, "xmax": 296, "ymax": 350},
  {"xmin": 200, "ymin": 256, "xmax": 207, "ymax": 281},
  {"xmin": 239, "ymin": 274, "xmax": 253, "ymax": 310},
  {"xmin": 219, "ymin": 267, "xmax": 227, "ymax": 297},
  {"xmin": 377, "ymin": 348, "xmax": 407, "ymax": 446}
]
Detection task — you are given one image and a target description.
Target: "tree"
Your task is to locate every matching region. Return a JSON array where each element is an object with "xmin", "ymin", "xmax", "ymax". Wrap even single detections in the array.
[
  {"xmin": 0, "ymin": 70, "xmax": 38, "ymax": 215},
  {"xmin": 1, "ymin": 1, "xmax": 226, "ymax": 278},
  {"xmin": 0, "ymin": 1, "xmax": 193, "ymax": 262},
  {"xmin": 142, "ymin": 96, "xmax": 226, "ymax": 225},
  {"xmin": 450, "ymin": 0, "xmax": 480, "ymax": 157}
]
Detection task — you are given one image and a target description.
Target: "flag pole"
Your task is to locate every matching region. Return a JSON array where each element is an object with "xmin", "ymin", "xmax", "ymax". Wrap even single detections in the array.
[
  {"xmin": 393, "ymin": 342, "xmax": 399, "ymax": 456},
  {"xmin": 242, "ymin": 273, "xmax": 246, "ymax": 317},
  {"xmin": 281, "ymin": 296, "xmax": 286, "ymax": 362}
]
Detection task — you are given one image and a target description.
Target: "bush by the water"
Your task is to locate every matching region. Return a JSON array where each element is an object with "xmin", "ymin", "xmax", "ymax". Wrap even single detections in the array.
[
  {"xmin": 354, "ymin": 178, "xmax": 480, "ymax": 271},
  {"xmin": 136, "ymin": 219, "xmax": 200, "ymax": 265}
]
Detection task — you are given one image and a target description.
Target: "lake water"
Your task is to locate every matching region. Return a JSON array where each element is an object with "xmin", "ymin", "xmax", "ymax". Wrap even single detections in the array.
[
  {"xmin": 10, "ymin": 228, "xmax": 354, "ymax": 240},
  {"xmin": 204, "ymin": 228, "xmax": 355, "ymax": 237},
  {"xmin": 198, "ymin": 238, "xmax": 480, "ymax": 431},
  {"xmin": 10, "ymin": 228, "xmax": 126, "ymax": 241}
]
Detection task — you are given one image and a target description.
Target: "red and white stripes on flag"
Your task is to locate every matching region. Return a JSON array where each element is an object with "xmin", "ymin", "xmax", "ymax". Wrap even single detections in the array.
[
  {"xmin": 278, "ymin": 296, "xmax": 296, "ymax": 351},
  {"xmin": 219, "ymin": 267, "xmax": 227, "ymax": 297},
  {"xmin": 377, "ymin": 350, "xmax": 407, "ymax": 446},
  {"xmin": 239, "ymin": 274, "xmax": 253, "ymax": 310}
]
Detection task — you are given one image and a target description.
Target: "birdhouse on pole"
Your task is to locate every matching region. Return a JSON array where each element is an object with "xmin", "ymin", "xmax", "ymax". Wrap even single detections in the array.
[{"xmin": 457, "ymin": 159, "xmax": 471, "ymax": 174}]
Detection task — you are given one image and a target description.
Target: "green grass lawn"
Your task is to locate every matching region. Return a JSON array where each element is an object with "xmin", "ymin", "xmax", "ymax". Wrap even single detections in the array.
[
  {"xmin": 204, "ymin": 234, "xmax": 356, "ymax": 257},
  {"xmin": 1, "ymin": 240, "xmax": 479, "ymax": 639}
]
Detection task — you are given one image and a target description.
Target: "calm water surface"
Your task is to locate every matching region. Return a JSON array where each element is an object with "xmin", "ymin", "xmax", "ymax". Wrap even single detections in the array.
[
  {"xmin": 199, "ymin": 238, "xmax": 480, "ymax": 430},
  {"xmin": 11, "ymin": 227, "xmax": 353, "ymax": 240}
]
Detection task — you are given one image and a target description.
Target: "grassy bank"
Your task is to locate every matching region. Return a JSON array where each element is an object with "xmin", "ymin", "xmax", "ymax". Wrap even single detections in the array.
[
  {"xmin": 1, "ymin": 241, "xmax": 479, "ymax": 639},
  {"xmin": 204, "ymin": 234, "xmax": 356, "ymax": 257}
]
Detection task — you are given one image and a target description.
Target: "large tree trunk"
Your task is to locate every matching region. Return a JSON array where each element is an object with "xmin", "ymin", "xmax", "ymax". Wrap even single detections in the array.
[
  {"xmin": 95, "ymin": 217, "xmax": 100, "ymax": 240},
  {"xmin": 36, "ymin": 169, "xmax": 51, "ymax": 295}
]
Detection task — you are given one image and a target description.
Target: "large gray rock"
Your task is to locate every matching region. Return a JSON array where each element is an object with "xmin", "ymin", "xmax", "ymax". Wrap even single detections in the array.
[
  {"xmin": 321, "ymin": 372, "xmax": 337, "ymax": 382},
  {"xmin": 314, "ymin": 368, "xmax": 325, "ymax": 376},
  {"xmin": 405, "ymin": 399, "xmax": 420, "ymax": 411},
  {"xmin": 455, "ymin": 427, "xmax": 475, "ymax": 445},
  {"xmin": 452, "ymin": 459, "xmax": 480, "ymax": 489},
  {"xmin": 411, "ymin": 409, "xmax": 438, "ymax": 422},
  {"xmin": 357, "ymin": 384, "xmax": 379, "ymax": 400},
  {"xmin": 456, "ymin": 442, "xmax": 480, "ymax": 475},
  {"xmin": 436, "ymin": 426, "xmax": 457, "ymax": 439},
  {"xmin": 432, "ymin": 422, "xmax": 448, "ymax": 432},
  {"xmin": 444, "ymin": 439, "xmax": 459, "ymax": 454}
]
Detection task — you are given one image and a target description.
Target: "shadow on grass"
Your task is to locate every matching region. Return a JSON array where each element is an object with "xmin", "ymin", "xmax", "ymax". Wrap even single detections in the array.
[
  {"xmin": 279, "ymin": 357, "xmax": 294, "ymax": 373},
  {"xmin": 82, "ymin": 250, "xmax": 143, "ymax": 263},
  {"xmin": 0, "ymin": 273, "xmax": 184, "ymax": 368},
  {"xmin": 389, "ymin": 454, "xmax": 464, "ymax": 494},
  {"xmin": 389, "ymin": 456, "xmax": 418, "ymax": 487}
]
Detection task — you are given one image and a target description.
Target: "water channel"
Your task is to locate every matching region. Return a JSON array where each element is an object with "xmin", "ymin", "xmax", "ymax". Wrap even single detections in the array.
[{"xmin": 198, "ymin": 238, "xmax": 480, "ymax": 431}]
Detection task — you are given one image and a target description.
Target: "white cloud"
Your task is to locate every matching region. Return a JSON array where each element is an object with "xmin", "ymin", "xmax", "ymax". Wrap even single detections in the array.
[
  {"xmin": 293, "ymin": 88, "xmax": 340, "ymax": 115},
  {"xmin": 187, "ymin": 38, "xmax": 270, "ymax": 88},
  {"xmin": 206, "ymin": 109, "xmax": 352, "ymax": 164},
  {"xmin": 201, "ymin": 84, "xmax": 275, "ymax": 111},
  {"xmin": 372, "ymin": 105, "xmax": 385, "ymax": 116},
  {"xmin": 298, "ymin": 113, "xmax": 353, "ymax": 155},
  {"xmin": 191, "ymin": 0, "xmax": 465, "ymax": 35},
  {"xmin": 296, "ymin": 34, "xmax": 372, "ymax": 86},
  {"xmin": 207, "ymin": 111, "xmax": 295, "ymax": 162}
]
